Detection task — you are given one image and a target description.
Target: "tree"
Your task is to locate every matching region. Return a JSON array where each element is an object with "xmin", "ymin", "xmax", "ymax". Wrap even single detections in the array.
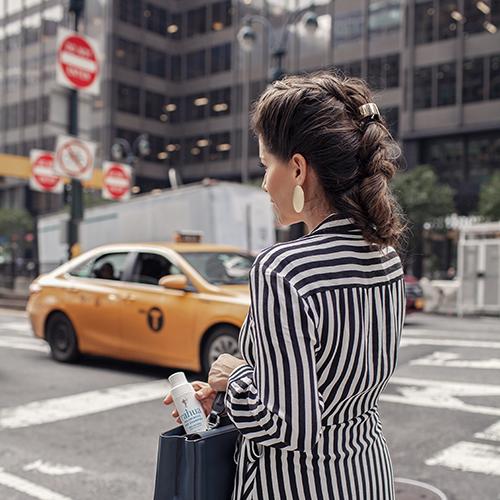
[
  {"xmin": 478, "ymin": 171, "xmax": 500, "ymax": 221},
  {"xmin": 392, "ymin": 165, "xmax": 455, "ymax": 278},
  {"xmin": 0, "ymin": 208, "xmax": 33, "ymax": 240}
]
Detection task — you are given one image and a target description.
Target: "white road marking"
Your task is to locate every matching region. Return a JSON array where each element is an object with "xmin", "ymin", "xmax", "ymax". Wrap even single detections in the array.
[
  {"xmin": 425, "ymin": 441, "xmax": 500, "ymax": 476},
  {"xmin": 411, "ymin": 351, "xmax": 500, "ymax": 369},
  {"xmin": 394, "ymin": 477, "xmax": 448, "ymax": 500},
  {"xmin": 0, "ymin": 322, "xmax": 32, "ymax": 335},
  {"xmin": 0, "ymin": 467, "xmax": 71, "ymax": 500},
  {"xmin": 23, "ymin": 460, "xmax": 83, "ymax": 476},
  {"xmin": 382, "ymin": 377, "xmax": 500, "ymax": 416},
  {"xmin": 0, "ymin": 379, "xmax": 172, "ymax": 430},
  {"xmin": 400, "ymin": 337, "xmax": 500, "ymax": 349},
  {"xmin": 0, "ymin": 337, "xmax": 49, "ymax": 353},
  {"xmin": 475, "ymin": 420, "xmax": 500, "ymax": 442}
]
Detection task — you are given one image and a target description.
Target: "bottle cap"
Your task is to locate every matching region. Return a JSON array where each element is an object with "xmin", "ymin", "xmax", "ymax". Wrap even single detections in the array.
[{"xmin": 168, "ymin": 372, "xmax": 188, "ymax": 388}]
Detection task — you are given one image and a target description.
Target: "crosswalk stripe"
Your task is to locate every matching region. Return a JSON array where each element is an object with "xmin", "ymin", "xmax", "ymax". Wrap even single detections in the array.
[
  {"xmin": 0, "ymin": 337, "xmax": 48, "ymax": 353},
  {"xmin": 400, "ymin": 338, "xmax": 500, "ymax": 349},
  {"xmin": 475, "ymin": 420, "xmax": 500, "ymax": 442}
]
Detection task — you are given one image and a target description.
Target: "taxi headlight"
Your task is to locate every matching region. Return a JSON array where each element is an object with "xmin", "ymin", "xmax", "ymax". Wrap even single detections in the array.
[{"xmin": 29, "ymin": 283, "xmax": 42, "ymax": 294}]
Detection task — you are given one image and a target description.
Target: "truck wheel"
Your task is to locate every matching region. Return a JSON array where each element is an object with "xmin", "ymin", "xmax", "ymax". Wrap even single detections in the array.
[
  {"xmin": 46, "ymin": 312, "xmax": 80, "ymax": 363},
  {"xmin": 202, "ymin": 326, "xmax": 240, "ymax": 376}
]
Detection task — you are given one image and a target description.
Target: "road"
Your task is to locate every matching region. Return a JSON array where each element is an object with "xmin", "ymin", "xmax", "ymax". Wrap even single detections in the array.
[{"xmin": 0, "ymin": 309, "xmax": 499, "ymax": 499}]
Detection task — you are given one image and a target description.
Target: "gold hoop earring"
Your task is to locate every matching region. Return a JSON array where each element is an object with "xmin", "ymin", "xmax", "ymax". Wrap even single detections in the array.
[{"xmin": 292, "ymin": 185, "xmax": 305, "ymax": 214}]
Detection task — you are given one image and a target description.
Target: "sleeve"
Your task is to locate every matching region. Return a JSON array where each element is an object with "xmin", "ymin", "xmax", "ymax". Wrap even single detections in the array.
[{"xmin": 225, "ymin": 265, "xmax": 324, "ymax": 453}]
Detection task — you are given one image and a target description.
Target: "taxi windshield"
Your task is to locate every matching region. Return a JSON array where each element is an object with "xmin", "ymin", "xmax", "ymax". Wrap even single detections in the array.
[{"xmin": 180, "ymin": 252, "xmax": 254, "ymax": 285}]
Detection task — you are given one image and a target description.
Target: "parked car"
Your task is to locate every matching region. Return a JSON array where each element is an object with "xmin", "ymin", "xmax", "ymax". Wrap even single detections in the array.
[{"xmin": 404, "ymin": 274, "xmax": 425, "ymax": 314}]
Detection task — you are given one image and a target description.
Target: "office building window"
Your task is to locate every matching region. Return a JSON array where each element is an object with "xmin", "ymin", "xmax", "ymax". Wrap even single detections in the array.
[
  {"xmin": 369, "ymin": 0, "xmax": 401, "ymax": 37},
  {"xmin": 164, "ymin": 97, "xmax": 182, "ymax": 123},
  {"xmin": 23, "ymin": 13, "xmax": 41, "ymax": 46},
  {"xmin": 165, "ymin": 139, "xmax": 182, "ymax": 166},
  {"xmin": 42, "ymin": 95, "xmax": 50, "ymax": 122},
  {"xmin": 210, "ymin": 87, "xmax": 231, "ymax": 117},
  {"xmin": 336, "ymin": 61, "xmax": 362, "ymax": 78},
  {"xmin": 115, "ymin": 37, "xmax": 141, "ymax": 71},
  {"xmin": 42, "ymin": 5, "xmax": 63, "ymax": 37},
  {"xmin": 117, "ymin": 83, "xmax": 141, "ymax": 115},
  {"xmin": 7, "ymin": 104, "xmax": 18, "ymax": 128},
  {"xmin": 464, "ymin": 0, "xmax": 485, "ymax": 34},
  {"xmin": 420, "ymin": 136, "xmax": 465, "ymax": 187},
  {"xmin": 414, "ymin": 66, "xmax": 433, "ymax": 109},
  {"xmin": 493, "ymin": 0, "xmax": 500, "ymax": 25},
  {"xmin": 186, "ymin": 49, "xmax": 206, "ymax": 79},
  {"xmin": 23, "ymin": 98, "xmax": 38, "ymax": 125},
  {"xmin": 463, "ymin": 58, "xmax": 484, "ymax": 103},
  {"xmin": 490, "ymin": 55, "xmax": 500, "ymax": 99},
  {"xmin": 184, "ymin": 136, "xmax": 208, "ymax": 164},
  {"xmin": 211, "ymin": 43, "xmax": 231, "ymax": 73},
  {"xmin": 368, "ymin": 54, "xmax": 399, "ymax": 89},
  {"xmin": 381, "ymin": 107, "xmax": 399, "ymax": 137},
  {"xmin": 385, "ymin": 54, "xmax": 400, "ymax": 88},
  {"xmin": 145, "ymin": 91, "xmax": 167, "ymax": 121},
  {"xmin": 415, "ymin": 0, "xmax": 435, "ymax": 44},
  {"xmin": 145, "ymin": 48, "xmax": 165, "ymax": 78},
  {"xmin": 209, "ymin": 132, "xmax": 231, "ymax": 162},
  {"xmin": 115, "ymin": 129, "xmax": 141, "ymax": 150},
  {"xmin": 170, "ymin": 54, "xmax": 182, "ymax": 81},
  {"xmin": 146, "ymin": 134, "xmax": 164, "ymax": 162},
  {"xmin": 185, "ymin": 93, "xmax": 209, "ymax": 121},
  {"xmin": 467, "ymin": 133, "xmax": 500, "ymax": 183},
  {"xmin": 167, "ymin": 12, "xmax": 183, "ymax": 40},
  {"xmin": 438, "ymin": 0, "xmax": 458, "ymax": 40},
  {"xmin": 146, "ymin": 3, "xmax": 167, "ymax": 35},
  {"xmin": 211, "ymin": 1, "xmax": 232, "ymax": 31},
  {"xmin": 118, "ymin": 0, "xmax": 142, "ymax": 27},
  {"xmin": 437, "ymin": 62, "xmax": 456, "ymax": 106},
  {"xmin": 333, "ymin": 11, "xmax": 363, "ymax": 44},
  {"xmin": 187, "ymin": 6, "xmax": 207, "ymax": 37},
  {"xmin": 367, "ymin": 58, "xmax": 383, "ymax": 89}
]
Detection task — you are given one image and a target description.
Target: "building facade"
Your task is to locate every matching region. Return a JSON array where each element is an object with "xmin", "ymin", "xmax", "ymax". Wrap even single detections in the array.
[{"xmin": 0, "ymin": 0, "xmax": 499, "ymax": 216}]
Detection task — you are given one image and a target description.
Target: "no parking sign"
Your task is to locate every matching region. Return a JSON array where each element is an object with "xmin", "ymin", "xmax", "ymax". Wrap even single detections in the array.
[{"xmin": 54, "ymin": 135, "xmax": 97, "ymax": 181}]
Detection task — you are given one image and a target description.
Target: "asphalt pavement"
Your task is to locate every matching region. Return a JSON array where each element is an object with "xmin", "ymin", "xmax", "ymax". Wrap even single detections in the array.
[{"xmin": 0, "ymin": 309, "xmax": 499, "ymax": 500}]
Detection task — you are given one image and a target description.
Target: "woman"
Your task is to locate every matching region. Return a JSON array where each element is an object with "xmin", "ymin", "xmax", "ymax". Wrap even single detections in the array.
[{"xmin": 164, "ymin": 71, "xmax": 406, "ymax": 499}]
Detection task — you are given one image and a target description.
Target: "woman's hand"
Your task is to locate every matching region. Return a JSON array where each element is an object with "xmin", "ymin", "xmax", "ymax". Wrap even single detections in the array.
[
  {"xmin": 208, "ymin": 353, "xmax": 247, "ymax": 392},
  {"xmin": 163, "ymin": 381, "xmax": 216, "ymax": 424}
]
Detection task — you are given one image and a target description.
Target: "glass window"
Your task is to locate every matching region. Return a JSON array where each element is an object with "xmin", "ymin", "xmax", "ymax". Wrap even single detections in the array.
[
  {"xmin": 146, "ymin": 3, "xmax": 167, "ymax": 35},
  {"xmin": 186, "ymin": 49, "xmax": 206, "ymax": 79},
  {"xmin": 367, "ymin": 57, "xmax": 383, "ymax": 89},
  {"xmin": 415, "ymin": 0, "xmax": 435, "ymax": 44},
  {"xmin": 165, "ymin": 97, "xmax": 182, "ymax": 123},
  {"xmin": 493, "ymin": 0, "xmax": 500, "ymax": 25},
  {"xmin": 414, "ymin": 66, "xmax": 433, "ymax": 109},
  {"xmin": 70, "ymin": 253, "xmax": 130, "ymax": 280},
  {"xmin": 369, "ymin": 0, "xmax": 401, "ymax": 36},
  {"xmin": 180, "ymin": 252, "xmax": 254, "ymax": 285},
  {"xmin": 464, "ymin": 0, "xmax": 485, "ymax": 34},
  {"xmin": 145, "ymin": 47, "xmax": 165, "ymax": 78},
  {"xmin": 23, "ymin": 98, "xmax": 38, "ymax": 126},
  {"xmin": 367, "ymin": 54, "xmax": 399, "ymax": 89},
  {"xmin": 115, "ymin": 37, "xmax": 141, "ymax": 71},
  {"xmin": 187, "ymin": 6, "xmax": 207, "ymax": 37},
  {"xmin": 117, "ymin": 83, "xmax": 141, "ymax": 115},
  {"xmin": 437, "ymin": 62, "xmax": 456, "ymax": 106},
  {"xmin": 42, "ymin": 5, "xmax": 63, "ymax": 37},
  {"xmin": 118, "ymin": 0, "xmax": 142, "ymax": 27},
  {"xmin": 209, "ymin": 132, "xmax": 231, "ymax": 162},
  {"xmin": 145, "ymin": 91, "xmax": 167, "ymax": 122},
  {"xmin": 23, "ymin": 13, "xmax": 41, "ymax": 46},
  {"xmin": 7, "ymin": 104, "xmax": 18, "ymax": 128},
  {"xmin": 333, "ymin": 11, "xmax": 363, "ymax": 44},
  {"xmin": 167, "ymin": 12, "xmax": 183, "ymax": 40},
  {"xmin": 145, "ymin": 134, "xmax": 165, "ymax": 162},
  {"xmin": 165, "ymin": 139, "xmax": 182, "ymax": 166},
  {"xmin": 211, "ymin": 1, "xmax": 232, "ymax": 31},
  {"xmin": 385, "ymin": 54, "xmax": 400, "ymax": 88},
  {"xmin": 490, "ymin": 54, "xmax": 500, "ymax": 99},
  {"xmin": 183, "ymin": 136, "xmax": 208, "ymax": 164},
  {"xmin": 210, "ymin": 87, "xmax": 231, "ymax": 117},
  {"xmin": 382, "ymin": 107, "xmax": 399, "ymax": 137},
  {"xmin": 131, "ymin": 253, "xmax": 181, "ymax": 285},
  {"xmin": 185, "ymin": 93, "xmax": 208, "ymax": 121},
  {"xmin": 420, "ymin": 136, "xmax": 465, "ymax": 187},
  {"xmin": 170, "ymin": 54, "xmax": 182, "ymax": 81},
  {"xmin": 467, "ymin": 133, "xmax": 500, "ymax": 185},
  {"xmin": 211, "ymin": 43, "xmax": 231, "ymax": 73},
  {"xmin": 463, "ymin": 58, "xmax": 484, "ymax": 103},
  {"xmin": 438, "ymin": 0, "xmax": 458, "ymax": 40},
  {"xmin": 338, "ymin": 61, "xmax": 362, "ymax": 78}
]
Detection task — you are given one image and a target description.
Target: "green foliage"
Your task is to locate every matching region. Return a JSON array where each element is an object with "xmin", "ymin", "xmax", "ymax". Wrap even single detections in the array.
[
  {"xmin": 478, "ymin": 171, "xmax": 500, "ymax": 221},
  {"xmin": 0, "ymin": 208, "xmax": 33, "ymax": 239},
  {"xmin": 392, "ymin": 165, "xmax": 455, "ymax": 226}
]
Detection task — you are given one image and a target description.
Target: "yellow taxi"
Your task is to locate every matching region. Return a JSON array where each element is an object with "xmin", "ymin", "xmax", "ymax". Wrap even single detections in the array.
[{"xmin": 27, "ymin": 242, "xmax": 253, "ymax": 374}]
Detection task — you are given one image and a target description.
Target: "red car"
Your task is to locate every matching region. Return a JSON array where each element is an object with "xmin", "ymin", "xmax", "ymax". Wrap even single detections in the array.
[{"xmin": 404, "ymin": 275, "xmax": 425, "ymax": 314}]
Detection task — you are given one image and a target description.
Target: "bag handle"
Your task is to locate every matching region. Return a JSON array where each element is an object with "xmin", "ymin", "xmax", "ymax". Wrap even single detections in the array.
[{"xmin": 207, "ymin": 391, "xmax": 225, "ymax": 429}]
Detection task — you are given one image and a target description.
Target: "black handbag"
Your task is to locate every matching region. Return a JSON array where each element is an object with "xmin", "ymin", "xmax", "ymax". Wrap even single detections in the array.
[{"xmin": 153, "ymin": 392, "xmax": 240, "ymax": 500}]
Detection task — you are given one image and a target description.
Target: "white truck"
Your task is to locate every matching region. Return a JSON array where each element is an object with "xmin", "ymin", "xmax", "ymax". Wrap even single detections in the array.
[{"xmin": 37, "ymin": 181, "xmax": 276, "ymax": 273}]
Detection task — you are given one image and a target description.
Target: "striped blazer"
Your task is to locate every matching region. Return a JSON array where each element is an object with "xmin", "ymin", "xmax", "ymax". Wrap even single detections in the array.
[{"xmin": 225, "ymin": 213, "xmax": 405, "ymax": 499}]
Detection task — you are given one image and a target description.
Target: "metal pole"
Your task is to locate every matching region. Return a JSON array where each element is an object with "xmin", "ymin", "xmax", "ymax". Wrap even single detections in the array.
[{"xmin": 67, "ymin": 0, "xmax": 85, "ymax": 260}]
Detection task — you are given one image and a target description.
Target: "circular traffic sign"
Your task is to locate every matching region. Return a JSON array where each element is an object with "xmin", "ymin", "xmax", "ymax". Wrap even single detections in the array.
[
  {"xmin": 32, "ymin": 153, "xmax": 59, "ymax": 191},
  {"xmin": 57, "ymin": 34, "xmax": 99, "ymax": 90},
  {"xmin": 56, "ymin": 140, "xmax": 93, "ymax": 178},
  {"xmin": 104, "ymin": 164, "xmax": 131, "ymax": 200}
]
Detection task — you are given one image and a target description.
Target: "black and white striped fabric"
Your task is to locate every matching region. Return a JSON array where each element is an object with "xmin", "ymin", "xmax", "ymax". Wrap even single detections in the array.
[{"xmin": 225, "ymin": 213, "xmax": 405, "ymax": 499}]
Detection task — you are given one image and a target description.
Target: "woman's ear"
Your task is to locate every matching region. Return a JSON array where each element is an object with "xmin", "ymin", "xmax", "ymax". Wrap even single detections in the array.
[{"xmin": 291, "ymin": 153, "xmax": 307, "ymax": 184}]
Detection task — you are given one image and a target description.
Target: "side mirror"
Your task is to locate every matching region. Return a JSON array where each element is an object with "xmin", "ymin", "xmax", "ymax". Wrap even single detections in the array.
[{"xmin": 159, "ymin": 275, "xmax": 189, "ymax": 291}]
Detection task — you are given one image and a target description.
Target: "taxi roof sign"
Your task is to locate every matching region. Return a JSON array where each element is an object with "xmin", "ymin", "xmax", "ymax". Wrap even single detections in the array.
[{"xmin": 174, "ymin": 231, "xmax": 203, "ymax": 243}]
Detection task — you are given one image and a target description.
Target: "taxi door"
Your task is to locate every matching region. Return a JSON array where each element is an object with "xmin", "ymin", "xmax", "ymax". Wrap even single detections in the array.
[{"xmin": 119, "ymin": 251, "xmax": 198, "ymax": 367}]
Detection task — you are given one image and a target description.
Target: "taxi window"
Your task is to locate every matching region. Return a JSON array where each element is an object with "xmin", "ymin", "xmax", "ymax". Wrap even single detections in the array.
[
  {"xmin": 180, "ymin": 252, "xmax": 254, "ymax": 285},
  {"xmin": 70, "ymin": 252, "xmax": 129, "ymax": 281},
  {"xmin": 131, "ymin": 253, "xmax": 182, "ymax": 286}
]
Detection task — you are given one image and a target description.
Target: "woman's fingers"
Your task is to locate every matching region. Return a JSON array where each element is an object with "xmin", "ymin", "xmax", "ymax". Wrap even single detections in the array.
[{"xmin": 163, "ymin": 393, "xmax": 173, "ymax": 405}]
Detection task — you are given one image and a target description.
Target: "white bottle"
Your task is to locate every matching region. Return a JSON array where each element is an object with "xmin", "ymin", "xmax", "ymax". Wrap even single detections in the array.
[{"xmin": 168, "ymin": 372, "xmax": 208, "ymax": 433}]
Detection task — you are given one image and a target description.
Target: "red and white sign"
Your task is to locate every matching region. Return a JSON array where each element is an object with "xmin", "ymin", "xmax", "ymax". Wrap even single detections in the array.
[
  {"xmin": 54, "ymin": 135, "xmax": 96, "ymax": 181},
  {"xmin": 29, "ymin": 150, "xmax": 63, "ymax": 194},
  {"xmin": 56, "ymin": 27, "xmax": 101, "ymax": 95},
  {"xmin": 102, "ymin": 162, "xmax": 132, "ymax": 201}
]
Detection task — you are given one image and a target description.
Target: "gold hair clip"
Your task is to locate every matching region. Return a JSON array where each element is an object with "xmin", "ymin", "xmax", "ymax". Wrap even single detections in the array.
[{"xmin": 358, "ymin": 103, "xmax": 380, "ymax": 120}]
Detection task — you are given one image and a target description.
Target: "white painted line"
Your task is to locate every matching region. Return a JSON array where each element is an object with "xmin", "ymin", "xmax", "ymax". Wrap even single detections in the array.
[
  {"xmin": 394, "ymin": 477, "xmax": 448, "ymax": 500},
  {"xmin": 475, "ymin": 420, "xmax": 500, "ymax": 442},
  {"xmin": 1, "ymin": 322, "xmax": 32, "ymax": 335},
  {"xmin": 425, "ymin": 441, "xmax": 500, "ymax": 476},
  {"xmin": 382, "ymin": 377, "xmax": 500, "ymax": 417},
  {"xmin": 400, "ymin": 338, "xmax": 500, "ymax": 349},
  {"xmin": 0, "ymin": 337, "xmax": 49, "ymax": 353},
  {"xmin": 411, "ymin": 351, "xmax": 500, "ymax": 369},
  {"xmin": 0, "ymin": 308, "xmax": 28, "ymax": 318},
  {"xmin": 0, "ymin": 467, "xmax": 71, "ymax": 500},
  {"xmin": 0, "ymin": 379, "xmax": 171, "ymax": 430},
  {"xmin": 23, "ymin": 460, "xmax": 83, "ymax": 476}
]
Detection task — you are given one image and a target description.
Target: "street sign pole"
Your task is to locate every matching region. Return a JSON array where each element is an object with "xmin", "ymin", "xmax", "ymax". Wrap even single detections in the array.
[{"xmin": 67, "ymin": 0, "xmax": 85, "ymax": 260}]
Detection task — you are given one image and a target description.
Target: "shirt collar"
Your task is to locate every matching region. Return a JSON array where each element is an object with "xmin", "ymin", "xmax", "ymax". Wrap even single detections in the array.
[{"xmin": 307, "ymin": 212, "xmax": 363, "ymax": 236}]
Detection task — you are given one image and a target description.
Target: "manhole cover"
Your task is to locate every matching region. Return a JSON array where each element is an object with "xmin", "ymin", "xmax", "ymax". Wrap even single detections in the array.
[{"xmin": 395, "ymin": 478, "xmax": 448, "ymax": 500}]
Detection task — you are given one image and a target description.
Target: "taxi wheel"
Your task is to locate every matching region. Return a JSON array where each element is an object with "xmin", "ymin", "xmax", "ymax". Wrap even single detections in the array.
[
  {"xmin": 202, "ymin": 326, "xmax": 240, "ymax": 376},
  {"xmin": 46, "ymin": 312, "xmax": 80, "ymax": 363}
]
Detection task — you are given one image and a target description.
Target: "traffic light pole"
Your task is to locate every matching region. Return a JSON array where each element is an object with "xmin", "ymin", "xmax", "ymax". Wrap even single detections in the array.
[{"xmin": 67, "ymin": 0, "xmax": 85, "ymax": 260}]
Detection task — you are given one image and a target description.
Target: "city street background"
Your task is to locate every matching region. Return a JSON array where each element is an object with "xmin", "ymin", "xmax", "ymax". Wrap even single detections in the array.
[{"xmin": 0, "ymin": 308, "xmax": 499, "ymax": 500}]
